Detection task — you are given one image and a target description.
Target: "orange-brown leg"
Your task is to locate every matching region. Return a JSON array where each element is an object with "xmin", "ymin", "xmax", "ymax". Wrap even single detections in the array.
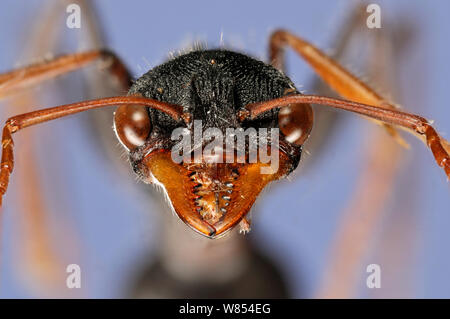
[
  {"xmin": 0, "ymin": 96, "xmax": 183, "ymax": 205},
  {"xmin": 0, "ymin": 49, "xmax": 134, "ymax": 206},
  {"xmin": 269, "ymin": 29, "xmax": 410, "ymax": 146},
  {"xmin": 0, "ymin": 50, "xmax": 132, "ymax": 99},
  {"xmin": 266, "ymin": 30, "xmax": 449, "ymax": 178},
  {"xmin": 0, "ymin": 3, "xmax": 133, "ymax": 291},
  {"xmin": 269, "ymin": 29, "xmax": 396, "ymax": 107}
]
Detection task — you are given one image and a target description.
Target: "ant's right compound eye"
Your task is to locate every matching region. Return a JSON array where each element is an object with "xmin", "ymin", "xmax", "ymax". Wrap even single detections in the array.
[
  {"xmin": 278, "ymin": 102, "xmax": 313, "ymax": 146},
  {"xmin": 114, "ymin": 104, "xmax": 152, "ymax": 151}
]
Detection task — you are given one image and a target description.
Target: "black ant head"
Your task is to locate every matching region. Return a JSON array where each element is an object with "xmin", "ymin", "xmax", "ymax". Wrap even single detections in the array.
[{"xmin": 114, "ymin": 49, "xmax": 311, "ymax": 238}]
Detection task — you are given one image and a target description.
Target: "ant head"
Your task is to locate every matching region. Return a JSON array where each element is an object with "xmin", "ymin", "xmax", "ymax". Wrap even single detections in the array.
[
  {"xmin": 113, "ymin": 97, "xmax": 303, "ymax": 238},
  {"xmin": 113, "ymin": 49, "xmax": 311, "ymax": 238}
]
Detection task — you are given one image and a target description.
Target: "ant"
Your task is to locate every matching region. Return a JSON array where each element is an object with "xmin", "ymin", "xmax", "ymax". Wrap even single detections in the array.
[{"xmin": 0, "ymin": 30, "xmax": 448, "ymax": 238}]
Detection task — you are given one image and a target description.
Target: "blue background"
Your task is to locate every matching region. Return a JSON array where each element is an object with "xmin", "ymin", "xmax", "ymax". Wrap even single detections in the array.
[{"xmin": 0, "ymin": 0, "xmax": 449, "ymax": 298}]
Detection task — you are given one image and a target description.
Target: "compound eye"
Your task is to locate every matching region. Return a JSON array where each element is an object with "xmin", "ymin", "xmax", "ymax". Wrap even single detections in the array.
[
  {"xmin": 278, "ymin": 103, "xmax": 313, "ymax": 146},
  {"xmin": 114, "ymin": 104, "xmax": 151, "ymax": 150}
]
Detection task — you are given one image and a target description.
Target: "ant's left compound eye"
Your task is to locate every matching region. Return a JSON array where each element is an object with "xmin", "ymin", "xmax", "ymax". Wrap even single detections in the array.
[
  {"xmin": 114, "ymin": 104, "xmax": 152, "ymax": 150},
  {"xmin": 278, "ymin": 103, "xmax": 313, "ymax": 146}
]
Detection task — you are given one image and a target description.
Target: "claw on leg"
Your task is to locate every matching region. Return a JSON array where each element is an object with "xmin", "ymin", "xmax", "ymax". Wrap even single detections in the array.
[
  {"xmin": 239, "ymin": 218, "xmax": 251, "ymax": 234},
  {"xmin": 424, "ymin": 125, "xmax": 450, "ymax": 178},
  {"xmin": 0, "ymin": 123, "xmax": 15, "ymax": 206}
]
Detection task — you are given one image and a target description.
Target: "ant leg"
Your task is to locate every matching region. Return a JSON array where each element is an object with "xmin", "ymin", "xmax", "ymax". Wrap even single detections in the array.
[
  {"xmin": 269, "ymin": 29, "xmax": 408, "ymax": 146},
  {"xmin": 242, "ymin": 94, "xmax": 450, "ymax": 178},
  {"xmin": 0, "ymin": 50, "xmax": 132, "ymax": 99},
  {"xmin": 0, "ymin": 96, "xmax": 183, "ymax": 205},
  {"xmin": 238, "ymin": 218, "xmax": 251, "ymax": 234}
]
